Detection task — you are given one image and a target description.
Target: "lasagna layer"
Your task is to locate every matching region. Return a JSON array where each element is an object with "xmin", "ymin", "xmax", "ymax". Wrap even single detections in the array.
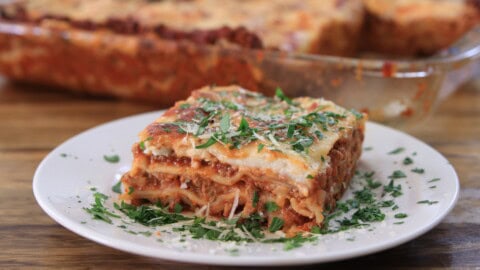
[{"xmin": 121, "ymin": 85, "xmax": 366, "ymax": 233}]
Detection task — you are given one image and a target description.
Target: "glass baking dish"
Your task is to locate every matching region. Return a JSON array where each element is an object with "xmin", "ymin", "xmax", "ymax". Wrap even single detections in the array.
[
  {"xmin": 235, "ymin": 26, "xmax": 480, "ymax": 128},
  {"xmin": 0, "ymin": 20, "xmax": 478, "ymax": 129}
]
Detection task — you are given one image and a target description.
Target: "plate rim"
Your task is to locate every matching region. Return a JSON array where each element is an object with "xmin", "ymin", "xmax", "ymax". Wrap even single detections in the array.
[{"xmin": 32, "ymin": 110, "xmax": 460, "ymax": 266}]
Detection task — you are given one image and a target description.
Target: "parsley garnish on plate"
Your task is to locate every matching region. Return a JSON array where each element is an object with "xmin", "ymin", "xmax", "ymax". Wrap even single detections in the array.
[
  {"xmin": 383, "ymin": 180, "xmax": 403, "ymax": 197},
  {"xmin": 389, "ymin": 170, "xmax": 406, "ymax": 180},
  {"xmin": 428, "ymin": 178, "xmax": 441, "ymax": 183},
  {"xmin": 82, "ymin": 140, "xmax": 432, "ymax": 251},
  {"xmin": 103, "ymin": 154, "xmax": 120, "ymax": 163},
  {"xmin": 403, "ymin": 157, "xmax": 413, "ymax": 165},
  {"xmin": 388, "ymin": 147, "xmax": 405, "ymax": 155},
  {"xmin": 411, "ymin": 168, "xmax": 425, "ymax": 174},
  {"xmin": 83, "ymin": 192, "xmax": 120, "ymax": 224},
  {"xmin": 417, "ymin": 200, "xmax": 438, "ymax": 205}
]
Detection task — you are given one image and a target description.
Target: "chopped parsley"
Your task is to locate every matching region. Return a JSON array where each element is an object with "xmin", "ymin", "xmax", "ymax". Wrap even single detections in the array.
[
  {"xmin": 166, "ymin": 89, "xmax": 359, "ymax": 155},
  {"xmin": 252, "ymin": 190, "xmax": 259, "ymax": 207},
  {"xmin": 85, "ymin": 167, "xmax": 416, "ymax": 251},
  {"xmin": 367, "ymin": 179, "xmax": 382, "ymax": 189},
  {"xmin": 114, "ymin": 201, "xmax": 191, "ymax": 226},
  {"xmin": 359, "ymin": 171, "xmax": 381, "ymax": 189},
  {"xmin": 312, "ymin": 168, "xmax": 403, "ymax": 235},
  {"xmin": 275, "ymin": 87, "xmax": 292, "ymax": 105},
  {"xmin": 394, "ymin": 213, "xmax": 408, "ymax": 219},
  {"xmin": 264, "ymin": 201, "xmax": 280, "ymax": 213},
  {"xmin": 311, "ymin": 226, "xmax": 321, "ymax": 234},
  {"xmin": 379, "ymin": 200, "xmax": 395, "ymax": 207},
  {"xmin": 268, "ymin": 217, "xmax": 284, "ymax": 232},
  {"xmin": 314, "ymin": 130, "xmax": 324, "ymax": 140},
  {"xmin": 352, "ymin": 206, "xmax": 385, "ymax": 222},
  {"xmin": 220, "ymin": 113, "xmax": 231, "ymax": 133},
  {"xmin": 226, "ymin": 248, "xmax": 240, "ymax": 256},
  {"xmin": 125, "ymin": 230, "xmax": 152, "ymax": 237},
  {"xmin": 103, "ymin": 154, "xmax": 120, "ymax": 163},
  {"xmin": 139, "ymin": 137, "xmax": 153, "ymax": 151},
  {"xmin": 353, "ymin": 188, "xmax": 375, "ymax": 204},
  {"xmin": 257, "ymin": 143, "xmax": 265, "ymax": 153},
  {"xmin": 179, "ymin": 103, "xmax": 191, "ymax": 109},
  {"xmin": 83, "ymin": 192, "xmax": 120, "ymax": 224},
  {"xmin": 172, "ymin": 213, "xmax": 314, "ymax": 250},
  {"xmin": 238, "ymin": 117, "xmax": 250, "ymax": 133},
  {"xmin": 383, "ymin": 180, "xmax": 403, "ymax": 197},
  {"xmin": 388, "ymin": 147, "xmax": 405, "ymax": 155},
  {"xmin": 403, "ymin": 157, "xmax": 413, "ymax": 165},
  {"xmin": 428, "ymin": 178, "xmax": 441, "ymax": 183},
  {"xmin": 389, "ymin": 170, "xmax": 406, "ymax": 180},
  {"xmin": 128, "ymin": 186, "xmax": 134, "ymax": 195},
  {"xmin": 287, "ymin": 124, "xmax": 295, "ymax": 138},
  {"xmin": 195, "ymin": 136, "xmax": 217, "ymax": 149},
  {"xmin": 417, "ymin": 200, "xmax": 438, "ymax": 205},
  {"xmin": 112, "ymin": 181, "xmax": 122, "ymax": 194},
  {"xmin": 350, "ymin": 109, "xmax": 363, "ymax": 120},
  {"xmin": 282, "ymin": 234, "xmax": 316, "ymax": 251},
  {"xmin": 411, "ymin": 168, "xmax": 425, "ymax": 174},
  {"xmin": 174, "ymin": 203, "xmax": 183, "ymax": 213}
]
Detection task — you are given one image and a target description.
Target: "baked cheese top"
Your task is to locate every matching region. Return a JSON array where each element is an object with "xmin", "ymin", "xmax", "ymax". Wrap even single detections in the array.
[
  {"xmin": 15, "ymin": 0, "xmax": 363, "ymax": 52},
  {"xmin": 140, "ymin": 86, "xmax": 365, "ymax": 185}
]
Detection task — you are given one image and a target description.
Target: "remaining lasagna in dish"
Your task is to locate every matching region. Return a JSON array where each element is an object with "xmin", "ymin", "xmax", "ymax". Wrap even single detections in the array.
[
  {"xmin": 362, "ymin": 0, "xmax": 480, "ymax": 56},
  {"xmin": 121, "ymin": 85, "xmax": 365, "ymax": 234},
  {"xmin": 0, "ymin": 0, "xmax": 363, "ymax": 106}
]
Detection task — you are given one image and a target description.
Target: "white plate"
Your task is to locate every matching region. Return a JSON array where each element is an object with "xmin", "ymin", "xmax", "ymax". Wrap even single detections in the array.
[{"xmin": 33, "ymin": 111, "xmax": 459, "ymax": 266}]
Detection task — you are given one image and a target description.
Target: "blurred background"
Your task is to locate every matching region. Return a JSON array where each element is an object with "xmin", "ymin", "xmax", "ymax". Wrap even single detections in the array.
[{"xmin": 0, "ymin": 1, "xmax": 479, "ymax": 268}]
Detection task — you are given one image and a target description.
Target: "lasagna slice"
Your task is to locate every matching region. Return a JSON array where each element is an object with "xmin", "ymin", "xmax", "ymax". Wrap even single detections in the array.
[{"xmin": 121, "ymin": 85, "xmax": 365, "ymax": 234}]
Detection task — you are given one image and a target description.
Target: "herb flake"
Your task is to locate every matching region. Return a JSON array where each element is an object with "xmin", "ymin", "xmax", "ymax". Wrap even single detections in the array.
[
  {"xmin": 265, "ymin": 201, "xmax": 280, "ymax": 213},
  {"xmin": 388, "ymin": 147, "xmax": 405, "ymax": 155},
  {"xmin": 103, "ymin": 154, "xmax": 120, "ymax": 163},
  {"xmin": 394, "ymin": 213, "xmax": 408, "ymax": 219},
  {"xmin": 268, "ymin": 217, "xmax": 284, "ymax": 232},
  {"xmin": 112, "ymin": 181, "xmax": 122, "ymax": 194}
]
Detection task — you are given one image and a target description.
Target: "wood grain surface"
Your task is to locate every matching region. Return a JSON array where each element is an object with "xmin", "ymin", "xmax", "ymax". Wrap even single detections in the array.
[{"xmin": 0, "ymin": 77, "xmax": 479, "ymax": 269}]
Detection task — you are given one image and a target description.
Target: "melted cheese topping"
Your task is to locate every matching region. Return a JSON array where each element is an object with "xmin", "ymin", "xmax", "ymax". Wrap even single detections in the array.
[
  {"xmin": 141, "ymin": 85, "xmax": 364, "ymax": 184},
  {"xmin": 19, "ymin": 0, "xmax": 363, "ymax": 52},
  {"xmin": 364, "ymin": 0, "xmax": 470, "ymax": 22}
]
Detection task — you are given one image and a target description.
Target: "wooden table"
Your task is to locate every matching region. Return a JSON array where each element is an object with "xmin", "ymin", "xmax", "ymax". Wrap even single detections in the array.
[{"xmin": 1, "ymin": 77, "xmax": 479, "ymax": 269}]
